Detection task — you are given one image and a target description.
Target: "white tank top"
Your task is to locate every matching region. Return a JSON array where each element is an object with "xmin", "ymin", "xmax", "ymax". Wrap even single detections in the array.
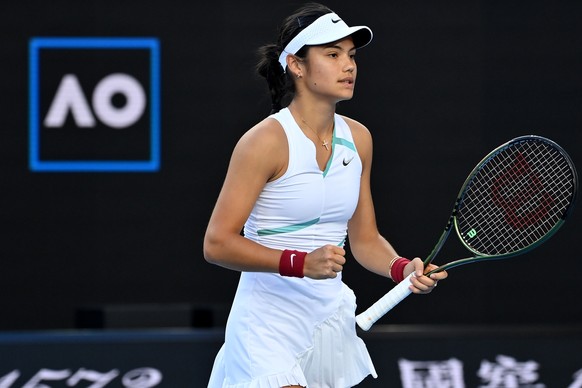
[
  {"xmin": 231, "ymin": 107, "xmax": 362, "ymax": 325},
  {"xmin": 244, "ymin": 107, "xmax": 362, "ymax": 253}
]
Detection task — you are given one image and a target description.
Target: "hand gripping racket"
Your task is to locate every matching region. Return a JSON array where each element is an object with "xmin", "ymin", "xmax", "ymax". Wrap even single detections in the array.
[{"xmin": 356, "ymin": 135, "xmax": 578, "ymax": 331}]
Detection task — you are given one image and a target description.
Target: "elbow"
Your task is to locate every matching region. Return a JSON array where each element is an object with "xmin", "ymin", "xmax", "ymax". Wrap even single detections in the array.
[
  {"xmin": 203, "ymin": 240, "xmax": 216, "ymax": 265},
  {"xmin": 203, "ymin": 232, "xmax": 223, "ymax": 266}
]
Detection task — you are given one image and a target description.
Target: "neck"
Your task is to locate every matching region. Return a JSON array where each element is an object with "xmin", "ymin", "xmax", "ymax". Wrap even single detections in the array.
[{"xmin": 288, "ymin": 102, "xmax": 335, "ymax": 137}]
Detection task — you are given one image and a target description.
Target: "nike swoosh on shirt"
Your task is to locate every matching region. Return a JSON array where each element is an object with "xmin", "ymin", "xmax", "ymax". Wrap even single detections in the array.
[
  {"xmin": 331, "ymin": 18, "xmax": 341, "ymax": 23},
  {"xmin": 343, "ymin": 156, "xmax": 354, "ymax": 166}
]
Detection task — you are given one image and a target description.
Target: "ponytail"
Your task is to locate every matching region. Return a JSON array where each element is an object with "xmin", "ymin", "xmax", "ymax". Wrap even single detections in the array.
[{"xmin": 256, "ymin": 43, "xmax": 289, "ymax": 114}]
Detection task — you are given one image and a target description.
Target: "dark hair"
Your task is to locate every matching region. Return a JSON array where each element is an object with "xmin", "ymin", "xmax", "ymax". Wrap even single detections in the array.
[{"xmin": 256, "ymin": 3, "xmax": 333, "ymax": 113}]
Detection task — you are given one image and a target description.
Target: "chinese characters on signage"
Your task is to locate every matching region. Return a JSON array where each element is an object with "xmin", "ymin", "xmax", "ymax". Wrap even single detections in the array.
[{"xmin": 399, "ymin": 355, "xmax": 582, "ymax": 387}]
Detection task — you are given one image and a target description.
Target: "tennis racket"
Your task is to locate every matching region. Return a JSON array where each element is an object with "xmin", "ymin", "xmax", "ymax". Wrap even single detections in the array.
[{"xmin": 356, "ymin": 135, "xmax": 578, "ymax": 331}]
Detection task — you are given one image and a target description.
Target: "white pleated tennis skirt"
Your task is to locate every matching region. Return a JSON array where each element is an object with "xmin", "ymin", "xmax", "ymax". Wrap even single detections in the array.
[{"xmin": 207, "ymin": 282, "xmax": 377, "ymax": 388}]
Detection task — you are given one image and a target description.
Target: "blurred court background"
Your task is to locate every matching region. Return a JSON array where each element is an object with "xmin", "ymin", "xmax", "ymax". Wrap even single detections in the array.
[{"xmin": 0, "ymin": 0, "xmax": 581, "ymax": 386}]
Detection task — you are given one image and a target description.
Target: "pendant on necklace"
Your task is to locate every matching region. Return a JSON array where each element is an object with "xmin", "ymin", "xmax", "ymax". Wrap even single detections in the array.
[{"xmin": 300, "ymin": 117, "xmax": 331, "ymax": 151}]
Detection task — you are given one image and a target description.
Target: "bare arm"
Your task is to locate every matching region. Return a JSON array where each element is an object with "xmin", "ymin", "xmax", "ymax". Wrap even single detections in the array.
[
  {"xmin": 344, "ymin": 117, "xmax": 398, "ymax": 277},
  {"xmin": 203, "ymin": 118, "xmax": 285, "ymax": 272},
  {"xmin": 344, "ymin": 117, "xmax": 447, "ymax": 291}
]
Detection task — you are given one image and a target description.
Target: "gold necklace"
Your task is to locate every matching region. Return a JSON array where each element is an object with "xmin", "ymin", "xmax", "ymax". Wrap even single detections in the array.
[{"xmin": 301, "ymin": 118, "xmax": 333, "ymax": 151}]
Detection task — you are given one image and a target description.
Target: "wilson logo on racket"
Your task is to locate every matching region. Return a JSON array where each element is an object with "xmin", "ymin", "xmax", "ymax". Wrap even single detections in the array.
[
  {"xmin": 466, "ymin": 228, "xmax": 477, "ymax": 239},
  {"xmin": 491, "ymin": 151, "xmax": 555, "ymax": 229}
]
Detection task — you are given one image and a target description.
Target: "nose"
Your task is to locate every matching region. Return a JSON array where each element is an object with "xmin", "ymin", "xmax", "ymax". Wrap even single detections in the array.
[
  {"xmin": 343, "ymin": 59, "xmax": 355, "ymax": 72},
  {"xmin": 343, "ymin": 55, "xmax": 355, "ymax": 73}
]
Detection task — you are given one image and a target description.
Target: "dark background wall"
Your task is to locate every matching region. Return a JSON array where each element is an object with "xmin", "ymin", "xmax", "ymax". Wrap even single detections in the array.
[{"xmin": 0, "ymin": 0, "xmax": 580, "ymax": 330}]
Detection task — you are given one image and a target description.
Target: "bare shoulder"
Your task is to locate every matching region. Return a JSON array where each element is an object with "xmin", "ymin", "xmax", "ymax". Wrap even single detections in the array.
[
  {"xmin": 236, "ymin": 117, "xmax": 286, "ymax": 155},
  {"xmin": 233, "ymin": 116, "xmax": 288, "ymax": 181},
  {"xmin": 339, "ymin": 115, "xmax": 373, "ymax": 153}
]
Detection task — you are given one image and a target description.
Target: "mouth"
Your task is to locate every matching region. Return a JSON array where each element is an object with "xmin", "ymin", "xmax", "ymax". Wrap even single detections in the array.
[{"xmin": 339, "ymin": 77, "xmax": 355, "ymax": 86}]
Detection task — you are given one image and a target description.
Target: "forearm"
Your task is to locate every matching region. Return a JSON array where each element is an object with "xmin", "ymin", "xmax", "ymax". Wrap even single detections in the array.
[
  {"xmin": 350, "ymin": 234, "xmax": 401, "ymax": 278},
  {"xmin": 203, "ymin": 230, "xmax": 281, "ymax": 273}
]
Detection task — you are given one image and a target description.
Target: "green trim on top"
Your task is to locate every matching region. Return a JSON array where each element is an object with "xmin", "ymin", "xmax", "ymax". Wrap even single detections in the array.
[
  {"xmin": 322, "ymin": 138, "xmax": 335, "ymax": 178},
  {"xmin": 334, "ymin": 137, "xmax": 356, "ymax": 151},
  {"xmin": 322, "ymin": 125, "xmax": 356, "ymax": 177},
  {"xmin": 257, "ymin": 217, "xmax": 320, "ymax": 236}
]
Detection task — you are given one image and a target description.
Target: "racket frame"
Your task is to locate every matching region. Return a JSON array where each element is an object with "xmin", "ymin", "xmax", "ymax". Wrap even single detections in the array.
[
  {"xmin": 356, "ymin": 135, "xmax": 578, "ymax": 331},
  {"xmin": 424, "ymin": 135, "xmax": 578, "ymax": 276}
]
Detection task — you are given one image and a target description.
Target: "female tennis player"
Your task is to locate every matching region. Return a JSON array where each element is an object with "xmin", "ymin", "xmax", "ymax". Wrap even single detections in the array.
[{"xmin": 204, "ymin": 3, "xmax": 448, "ymax": 387}]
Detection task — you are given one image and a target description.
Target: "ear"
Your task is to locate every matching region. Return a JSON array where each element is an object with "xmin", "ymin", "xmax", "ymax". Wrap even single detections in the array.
[{"xmin": 286, "ymin": 54, "xmax": 304, "ymax": 78}]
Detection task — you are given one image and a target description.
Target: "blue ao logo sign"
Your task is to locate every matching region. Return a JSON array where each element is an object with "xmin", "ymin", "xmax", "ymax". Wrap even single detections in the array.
[{"xmin": 29, "ymin": 37, "xmax": 160, "ymax": 172}]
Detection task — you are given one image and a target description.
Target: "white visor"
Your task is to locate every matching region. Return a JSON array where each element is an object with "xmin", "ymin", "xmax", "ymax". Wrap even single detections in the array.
[{"xmin": 278, "ymin": 12, "xmax": 373, "ymax": 72}]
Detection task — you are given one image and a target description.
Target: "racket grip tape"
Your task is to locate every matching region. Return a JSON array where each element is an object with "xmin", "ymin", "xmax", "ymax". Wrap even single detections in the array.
[{"xmin": 355, "ymin": 273, "xmax": 414, "ymax": 331}]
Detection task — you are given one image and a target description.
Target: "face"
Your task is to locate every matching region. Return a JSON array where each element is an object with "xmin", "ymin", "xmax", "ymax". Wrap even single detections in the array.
[{"xmin": 297, "ymin": 36, "xmax": 358, "ymax": 103}]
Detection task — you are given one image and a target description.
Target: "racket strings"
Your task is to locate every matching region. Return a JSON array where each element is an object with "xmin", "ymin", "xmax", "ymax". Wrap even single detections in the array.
[{"xmin": 456, "ymin": 140, "xmax": 575, "ymax": 256}]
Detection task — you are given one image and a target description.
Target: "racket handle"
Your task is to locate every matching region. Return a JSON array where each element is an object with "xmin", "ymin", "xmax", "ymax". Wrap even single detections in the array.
[{"xmin": 355, "ymin": 273, "xmax": 414, "ymax": 331}]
